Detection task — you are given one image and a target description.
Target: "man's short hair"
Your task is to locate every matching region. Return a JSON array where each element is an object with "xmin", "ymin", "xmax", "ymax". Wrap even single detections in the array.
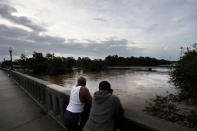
[
  {"xmin": 77, "ymin": 76, "xmax": 86, "ymax": 86},
  {"xmin": 99, "ymin": 81, "xmax": 111, "ymax": 90}
]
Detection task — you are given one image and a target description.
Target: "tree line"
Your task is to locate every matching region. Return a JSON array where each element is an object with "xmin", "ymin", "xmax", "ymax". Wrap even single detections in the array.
[{"xmin": 1, "ymin": 52, "xmax": 172, "ymax": 75}]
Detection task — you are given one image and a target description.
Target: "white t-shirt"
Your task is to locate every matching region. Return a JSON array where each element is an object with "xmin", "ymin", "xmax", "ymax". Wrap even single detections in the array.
[{"xmin": 66, "ymin": 85, "xmax": 85, "ymax": 113}]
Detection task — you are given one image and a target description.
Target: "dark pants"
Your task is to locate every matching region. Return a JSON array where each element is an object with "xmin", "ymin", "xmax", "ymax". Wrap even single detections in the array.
[
  {"xmin": 80, "ymin": 103, "xmax": 91, "ymax": 129},
  {"xmin": 64, "ymin": 110, "xmax": 81, "ymax": 131},
  {"xmin": 64, "ymin": 104, "xmax": 91, "ymax": 131}
]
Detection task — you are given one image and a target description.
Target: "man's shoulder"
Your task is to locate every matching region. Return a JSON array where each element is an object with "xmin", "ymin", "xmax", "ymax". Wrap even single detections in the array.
[
  {"xmin": 80, "ymin": 86, "xmax": 89, "ymax": 92},
  {"xmin": 110, "ymin": 94, "xmax": 120, "ymax": 102},
  {"xmin": 79, "ymin": 86, "xmax": 91, "ymax": 96}
]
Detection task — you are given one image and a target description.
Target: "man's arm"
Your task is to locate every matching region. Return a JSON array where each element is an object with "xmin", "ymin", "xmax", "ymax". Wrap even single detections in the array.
[
  {"xmin": 114, "ymin": 96, "xmax": 125, "ymax": 131},
  {"xmin": 115, "ymin": 97, "xmax": 124, "ymax": 120},
  {"xmin": 79, "ymin": 86, "xmax": 92, "ymax": 104},
  {"xmin": 79, "ymin": 86, "xmax": 92, "ymax": 129}
]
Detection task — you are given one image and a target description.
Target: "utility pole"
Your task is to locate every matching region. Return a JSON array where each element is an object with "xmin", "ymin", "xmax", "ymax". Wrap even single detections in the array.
[{"xmin": 9, "ymin": 47, "xmax": 13, "ymax": 70}]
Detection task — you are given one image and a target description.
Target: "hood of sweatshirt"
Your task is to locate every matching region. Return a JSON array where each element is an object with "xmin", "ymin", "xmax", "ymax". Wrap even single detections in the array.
[{"xmin": 93, "ymin": 90, "xmax": 111, "ymax": 104}]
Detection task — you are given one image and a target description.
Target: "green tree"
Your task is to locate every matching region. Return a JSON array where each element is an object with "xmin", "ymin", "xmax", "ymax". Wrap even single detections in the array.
[
  {"xmin": 45, "ymin": 57, "xmax": 69, "ymax": 75},
  {"xmin": 86, "ymin": 59, "xmax": 106, "ymax": 71},
  {"xmin": 18, "ymin": 53, "xmax": 27, "ymax": 66},
  {"xmin": 46, "ymin": 53, "xmax": 55, "ymax": 60},
  {"xmin": 170, "ymin": 44, "xmax": 197, "ymax": 93},
  {"xmin": 32, "ymin": 52, "xmax": 46, "ymax": 74}
]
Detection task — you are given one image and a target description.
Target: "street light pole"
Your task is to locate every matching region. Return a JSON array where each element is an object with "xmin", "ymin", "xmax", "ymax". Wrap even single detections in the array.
[{"xmin": 9, "ymin": 47, "xmax": 13, "ymax": 70}]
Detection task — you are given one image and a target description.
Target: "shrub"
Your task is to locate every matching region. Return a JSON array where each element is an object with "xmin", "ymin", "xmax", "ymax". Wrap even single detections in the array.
[{"xmin": 170, "ymin": 44, "xmax": 197, "ymax": 93}]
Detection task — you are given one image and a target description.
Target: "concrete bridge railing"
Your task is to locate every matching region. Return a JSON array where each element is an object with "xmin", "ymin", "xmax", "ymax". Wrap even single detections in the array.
[
  {"xmin": 3, "ymin": 69, "xmax": 69, "ymax": 130},
  {"xmin": 1, "ymin": 68, "xmax": 195, "ymax": 131}
]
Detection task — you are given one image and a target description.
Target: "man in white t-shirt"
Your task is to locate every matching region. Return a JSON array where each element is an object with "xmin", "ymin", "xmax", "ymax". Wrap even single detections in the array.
[{"xmin": 64, "ymin": 76, "xmax": 92, "ymax": 131}]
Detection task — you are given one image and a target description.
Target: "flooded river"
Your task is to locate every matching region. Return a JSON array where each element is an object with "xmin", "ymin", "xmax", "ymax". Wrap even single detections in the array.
[{"xmin": 36, "ymin": 67, "xmax": 177, "ymax": 112}]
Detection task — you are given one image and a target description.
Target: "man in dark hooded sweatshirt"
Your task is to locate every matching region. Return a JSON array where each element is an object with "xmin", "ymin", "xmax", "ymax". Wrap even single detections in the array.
[{"xmin": 83, "ymin": 81, "xmax": 124, "ymax": 131}]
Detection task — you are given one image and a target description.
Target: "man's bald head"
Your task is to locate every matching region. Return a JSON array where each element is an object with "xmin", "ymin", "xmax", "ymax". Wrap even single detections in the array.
[{"xmin": 77, "ymin": 76, "xmax": 86, "ymax": 86}]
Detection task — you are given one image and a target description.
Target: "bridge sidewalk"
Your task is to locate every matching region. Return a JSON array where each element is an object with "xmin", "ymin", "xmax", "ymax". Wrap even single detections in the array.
[{"xmin": 0, "ymin": 70, "xmax": 65, "ymax": 131}]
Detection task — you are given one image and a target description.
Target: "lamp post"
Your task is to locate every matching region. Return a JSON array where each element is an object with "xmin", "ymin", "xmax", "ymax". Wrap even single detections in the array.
[{"xmin": 9, "ymin": 47, "xmax": 13, "ymax": 70}]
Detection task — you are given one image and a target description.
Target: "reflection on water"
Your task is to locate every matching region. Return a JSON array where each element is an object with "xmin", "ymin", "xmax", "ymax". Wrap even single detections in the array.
[{"xmin": 36, "ymin": 68, "xmax": 176, "ymax": 112}]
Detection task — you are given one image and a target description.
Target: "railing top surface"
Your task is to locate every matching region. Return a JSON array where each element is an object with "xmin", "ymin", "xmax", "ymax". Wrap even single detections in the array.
[
  {"xmin": 12, "ymin": 70, "xmax": 51, "ymax": 85},
  {"xmin": 125, "ymin": 109, "xmax": 196, "ymax": 131},
  {"xmin": 12, "ymin": 70, "xmax": 70, "ymax": 97},
  {"xmin": 47, "ymin": 84, "xmax": 69, "ymax": 96}
]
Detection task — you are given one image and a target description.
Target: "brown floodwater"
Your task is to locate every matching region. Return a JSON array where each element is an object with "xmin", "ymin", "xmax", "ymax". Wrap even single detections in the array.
[{"xmin": 36, "ymin": 67, "xmax": 177, "ymax": 112}]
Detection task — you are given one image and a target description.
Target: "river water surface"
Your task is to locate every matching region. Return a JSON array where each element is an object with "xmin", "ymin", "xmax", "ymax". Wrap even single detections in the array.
[{"xmin": 36, "ymin": 67, "xmax": 177, "ymax": 113}]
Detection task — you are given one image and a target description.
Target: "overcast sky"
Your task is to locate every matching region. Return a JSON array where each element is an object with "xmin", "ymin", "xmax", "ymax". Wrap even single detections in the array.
[{"xmin": 0, "ymin": 0, "xmax": 197, "ymax": 61}]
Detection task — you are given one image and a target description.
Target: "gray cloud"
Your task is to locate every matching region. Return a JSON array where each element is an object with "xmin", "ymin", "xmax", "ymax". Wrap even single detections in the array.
[
  {"xmin": 0, "ymin": 24, "xmax": 27, "ymax": 38},
  {"xmin": 93, "ymin": 18, "xmax": 107, "ymax": 22},
  {"xmin": 0, "ymin": 23, "xmax": 143, "ymax": 60},
  {"xmin": 0, "ymin": 24, "xmax": 64, "ymax": 44},
  {"xmin": 2, "ymin": 0, "xmax": 196, "ymax": 61},
  {"xmin": 0, "ymin": 4, "xmax": 45, "ymax": 32},
  {"xmin": 28, "ymin": 32, "xmax": 65, "ymax": 44},
  {"xmin": 0, "ymin": 3, "xmax": 143, "ymax": 60}
]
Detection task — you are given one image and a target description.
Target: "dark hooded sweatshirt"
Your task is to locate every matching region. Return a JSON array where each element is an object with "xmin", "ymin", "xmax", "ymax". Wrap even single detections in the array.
[{"xmin": 83, "ymin": 90, "xmax": 124, "ymax": 131}]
